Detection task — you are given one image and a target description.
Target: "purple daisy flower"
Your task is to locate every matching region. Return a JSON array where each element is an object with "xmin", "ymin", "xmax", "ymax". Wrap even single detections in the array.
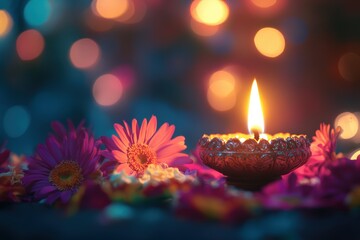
[{"xmin": 23, "ymin": 121, "xmax": 106, "ymax": 204}]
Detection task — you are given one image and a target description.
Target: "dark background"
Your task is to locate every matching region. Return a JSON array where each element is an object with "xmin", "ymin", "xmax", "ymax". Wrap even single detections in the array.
[{"xmin": 0, "ymin": 0, "xmax": 359, "ymax": 155}]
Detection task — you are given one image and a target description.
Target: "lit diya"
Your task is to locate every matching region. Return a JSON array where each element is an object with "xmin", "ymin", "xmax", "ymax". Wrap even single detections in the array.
[{"xmin": 199, "ymin": 80, "xmax": 311, "ymax": 191}]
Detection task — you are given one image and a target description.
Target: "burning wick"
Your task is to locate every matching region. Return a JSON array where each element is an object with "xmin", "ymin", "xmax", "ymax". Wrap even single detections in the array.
[{"xmin": 251, "ymin": 128, "xmax": 260, "ymax": 141}]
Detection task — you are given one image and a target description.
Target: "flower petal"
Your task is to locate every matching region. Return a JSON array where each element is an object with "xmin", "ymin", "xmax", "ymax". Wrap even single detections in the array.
[
  {"xmin": 148, "ymin": 123, "xmax": 171, "ymax": 149},
  {"xmin": 156, "ymin": 124, "xmax": 176, "ymax": 148},
  {"xmin": 37, "ymin": 145, "xmax": 57, "ymax": 167},
  {"xmin": 156, "ymin": 136, "xmax": 186, "ymax": 153},
  {"xmin": 112, "ymin": 135, "xmax": 127, "ymax": 153},
  {"xmin": 101, "ymin": 136, "xmax": 116, "ymax": 150},
  {"xmin": 123, "ymin": 121, "xmax": 133, "ymax": 144},
  {"xmin": 46, "ymin": 137, "xmax": 63, "ymax": 163},
  {"xmin": 145, "ymin": 115, "xmax": 157, "ymax": 142},
  {"xmin": 51, "ymin": 121, "xmax": 67, "ymax": 140},
  {"xmin": 132, "ymin": 119, "xmax": 139, "ymax": 143},
  {"xmin": 114, "ymin": 124, "xmax": 131, "ymax": 146},
  {"xmin": 112, "ymin": 150, "xmax": 127, "ymax": 163},
  {"xmin": 156, "ymin": 143, "xmax": 187, "ymax": 159},
  {"xmin": 115, "ymin": 164, "xmax": 133, "ymax": 175},
  {"xmin": 38, "ymin": 186, "xmax": 57, "ymax": 196},
  {"xmin": 60, "ymin": 190, "xmax": 72, "ymax": 203},
  {"xmin": 138, "ymin": 118, "xmax": 148, "ymax": 144},
  {"xmin": 46, "ymin": 191, "xmax": 61, "ymax": 204},
  {"xmin": 161, "ymin": 154, "xmax": 192, "ymax": 166}
]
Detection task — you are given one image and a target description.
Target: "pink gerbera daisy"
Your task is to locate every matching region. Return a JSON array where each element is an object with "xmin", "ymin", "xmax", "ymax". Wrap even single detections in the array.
[
  {"xmin": 310, "ymin": 123, "xmax": 342, "ymax": 162},
  {"xmin": 23, "ymin": 121, "xmax": 106, "ymax": 204},
  {"xmin": 102, "ymin": 116, "xmax": 191, "ymax": 176},
  {"xmin": 293, "ymin": 123, "xmax": 342, "ymax": 180}
]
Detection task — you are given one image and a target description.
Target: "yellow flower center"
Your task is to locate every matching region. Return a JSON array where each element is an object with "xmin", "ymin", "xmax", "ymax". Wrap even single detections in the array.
[
  {"xmin": 127, "ymin": 143, "xmax": 157, "ymax": 174},
  {"xmin": 49, "ymin": 161, "xmax": 83, "ymax": 191}
]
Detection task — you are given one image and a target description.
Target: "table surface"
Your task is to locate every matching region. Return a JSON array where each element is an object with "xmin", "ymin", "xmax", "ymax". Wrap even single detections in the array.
[{"xmin": 1, "ymin": 203, "xmax": 360, "ymax": 240}]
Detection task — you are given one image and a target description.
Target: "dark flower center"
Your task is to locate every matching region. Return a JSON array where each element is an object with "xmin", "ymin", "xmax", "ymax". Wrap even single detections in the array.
[
  {"xmin": 49, "ymin": 161, "xmax": 83, "ymax": 191},
  {"xmin": 127, "ymin": 143, "xmax": 157, "ymax": 174}
]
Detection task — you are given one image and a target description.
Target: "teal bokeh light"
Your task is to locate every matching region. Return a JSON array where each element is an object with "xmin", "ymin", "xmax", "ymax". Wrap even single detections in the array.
[
  {"xmin": 3, "ymin": 105, "xmax": 31, "ymax": 138},
  {"xmin": 24, "ymin": 0, "xmax": 51, "ymax": 27}
]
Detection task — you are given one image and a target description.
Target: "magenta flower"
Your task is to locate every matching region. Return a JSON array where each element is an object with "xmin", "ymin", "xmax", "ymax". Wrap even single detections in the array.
[
  {"xmin": 261, "ymin": 124, "xmax": 360, "ymax": 209},
  {"xmin": 260, "ymin": 173, "xmax": 322, "ymax": 209},
  {"xmin": 293, "ymin": 123, "xmax": 342, "ymax": 181},
  {"xmin": 23, "ymin": 121, "xmax": 106, "ymax": 204},
  {"xmin": 102, "ymin": 116, "xmax": 192, "ymax": 176},
  {"xmin": 310, "ymin": 123, "xmax": 341, "ymax": 162},
  {"xmin": 318, "ymin": 157, "xmax": 360, "ymax": 206}
]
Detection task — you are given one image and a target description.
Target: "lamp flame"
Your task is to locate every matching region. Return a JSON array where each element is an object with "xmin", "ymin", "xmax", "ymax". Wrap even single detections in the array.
[{"xmin": 248, "ymin": 79, "xmax": 264, "ymax": 136}]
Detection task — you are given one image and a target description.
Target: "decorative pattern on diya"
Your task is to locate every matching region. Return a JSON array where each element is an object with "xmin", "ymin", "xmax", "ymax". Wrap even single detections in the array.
[{"xmin": 198, "ymin": 134, "xmax": 311, "ymax": 190}]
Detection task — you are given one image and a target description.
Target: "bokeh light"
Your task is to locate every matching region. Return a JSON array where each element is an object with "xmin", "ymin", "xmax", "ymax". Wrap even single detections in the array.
[
  {"xmin": 69, "ymin": 38, "xmax": 100, "ymax": 69},
  {"xmin": 207, "ymin": 89, "xmax": 236, "ymax": 112},
  {"xmin": 0, "ymin": 10, "xmax": 12, "ymax": 37},
  {"xmin": 16, "ymin": 29, "xmax": 45, "ymax": 61},
  {"xmin": 94, "ymin": 0, "xmax": 129, "ymax": 19},
  {"xmin": 114, "ymin": 0, "xmax": 147, "ymax": 24},
  {"xmin": 93, "ymin": 74, "xmax": 123, "ymax": 106},
  {"xmin": 335, "ymin": 112, "xmax": 359, "ymax": 139},
  {"xmin": 350, "ymin": 112, "xmax": 360, "ymax": 143},
  {"xmin": 254, "ymin": 27, "xmax": 285, "ymax": 58},
  {"xmin": 251, "ymin": 0, "xmax": 277, "ymax": 8},
  {"xmin": 190, "ymin": 19, "xmax": 220, "ymax": 37},
  {"xmin": 24, "ymin": 0, "xmax": 52, "ymax": 27},
  {"xmin": 350, "ymin": 149, "xmax": 360, "ymax": 160},
  {"xmin": 338, "ymin": 52, "xmax": 360, "ymax": 82},
  {"xmin": 3, "ymin": 106, "xmax": 31, "ymax": 138},
  {"xmin": 208, "ymin": 70, "xmax": 236, "ymax": 97},
  {"xmin": 207, "ymin": 70, "xmax": 237, "ymax": 111},
  {"xmin": 245, "ymin": 0, "xmax": 286, "ymax": 15},
  {"xmin": 190, "ymin": 0, "xmax": 229, "ymax": 26}
]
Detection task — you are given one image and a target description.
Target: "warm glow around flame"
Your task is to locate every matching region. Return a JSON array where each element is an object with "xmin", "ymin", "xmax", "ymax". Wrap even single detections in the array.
[{"xmin": 248, "ymin": 79, "xmax": 264, "ymax": 134}]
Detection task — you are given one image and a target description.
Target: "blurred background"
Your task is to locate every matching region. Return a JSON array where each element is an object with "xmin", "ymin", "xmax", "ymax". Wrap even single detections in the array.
[{"xmin": 0, "ymin": 0, "xmax": 359, "ymax": 157}]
